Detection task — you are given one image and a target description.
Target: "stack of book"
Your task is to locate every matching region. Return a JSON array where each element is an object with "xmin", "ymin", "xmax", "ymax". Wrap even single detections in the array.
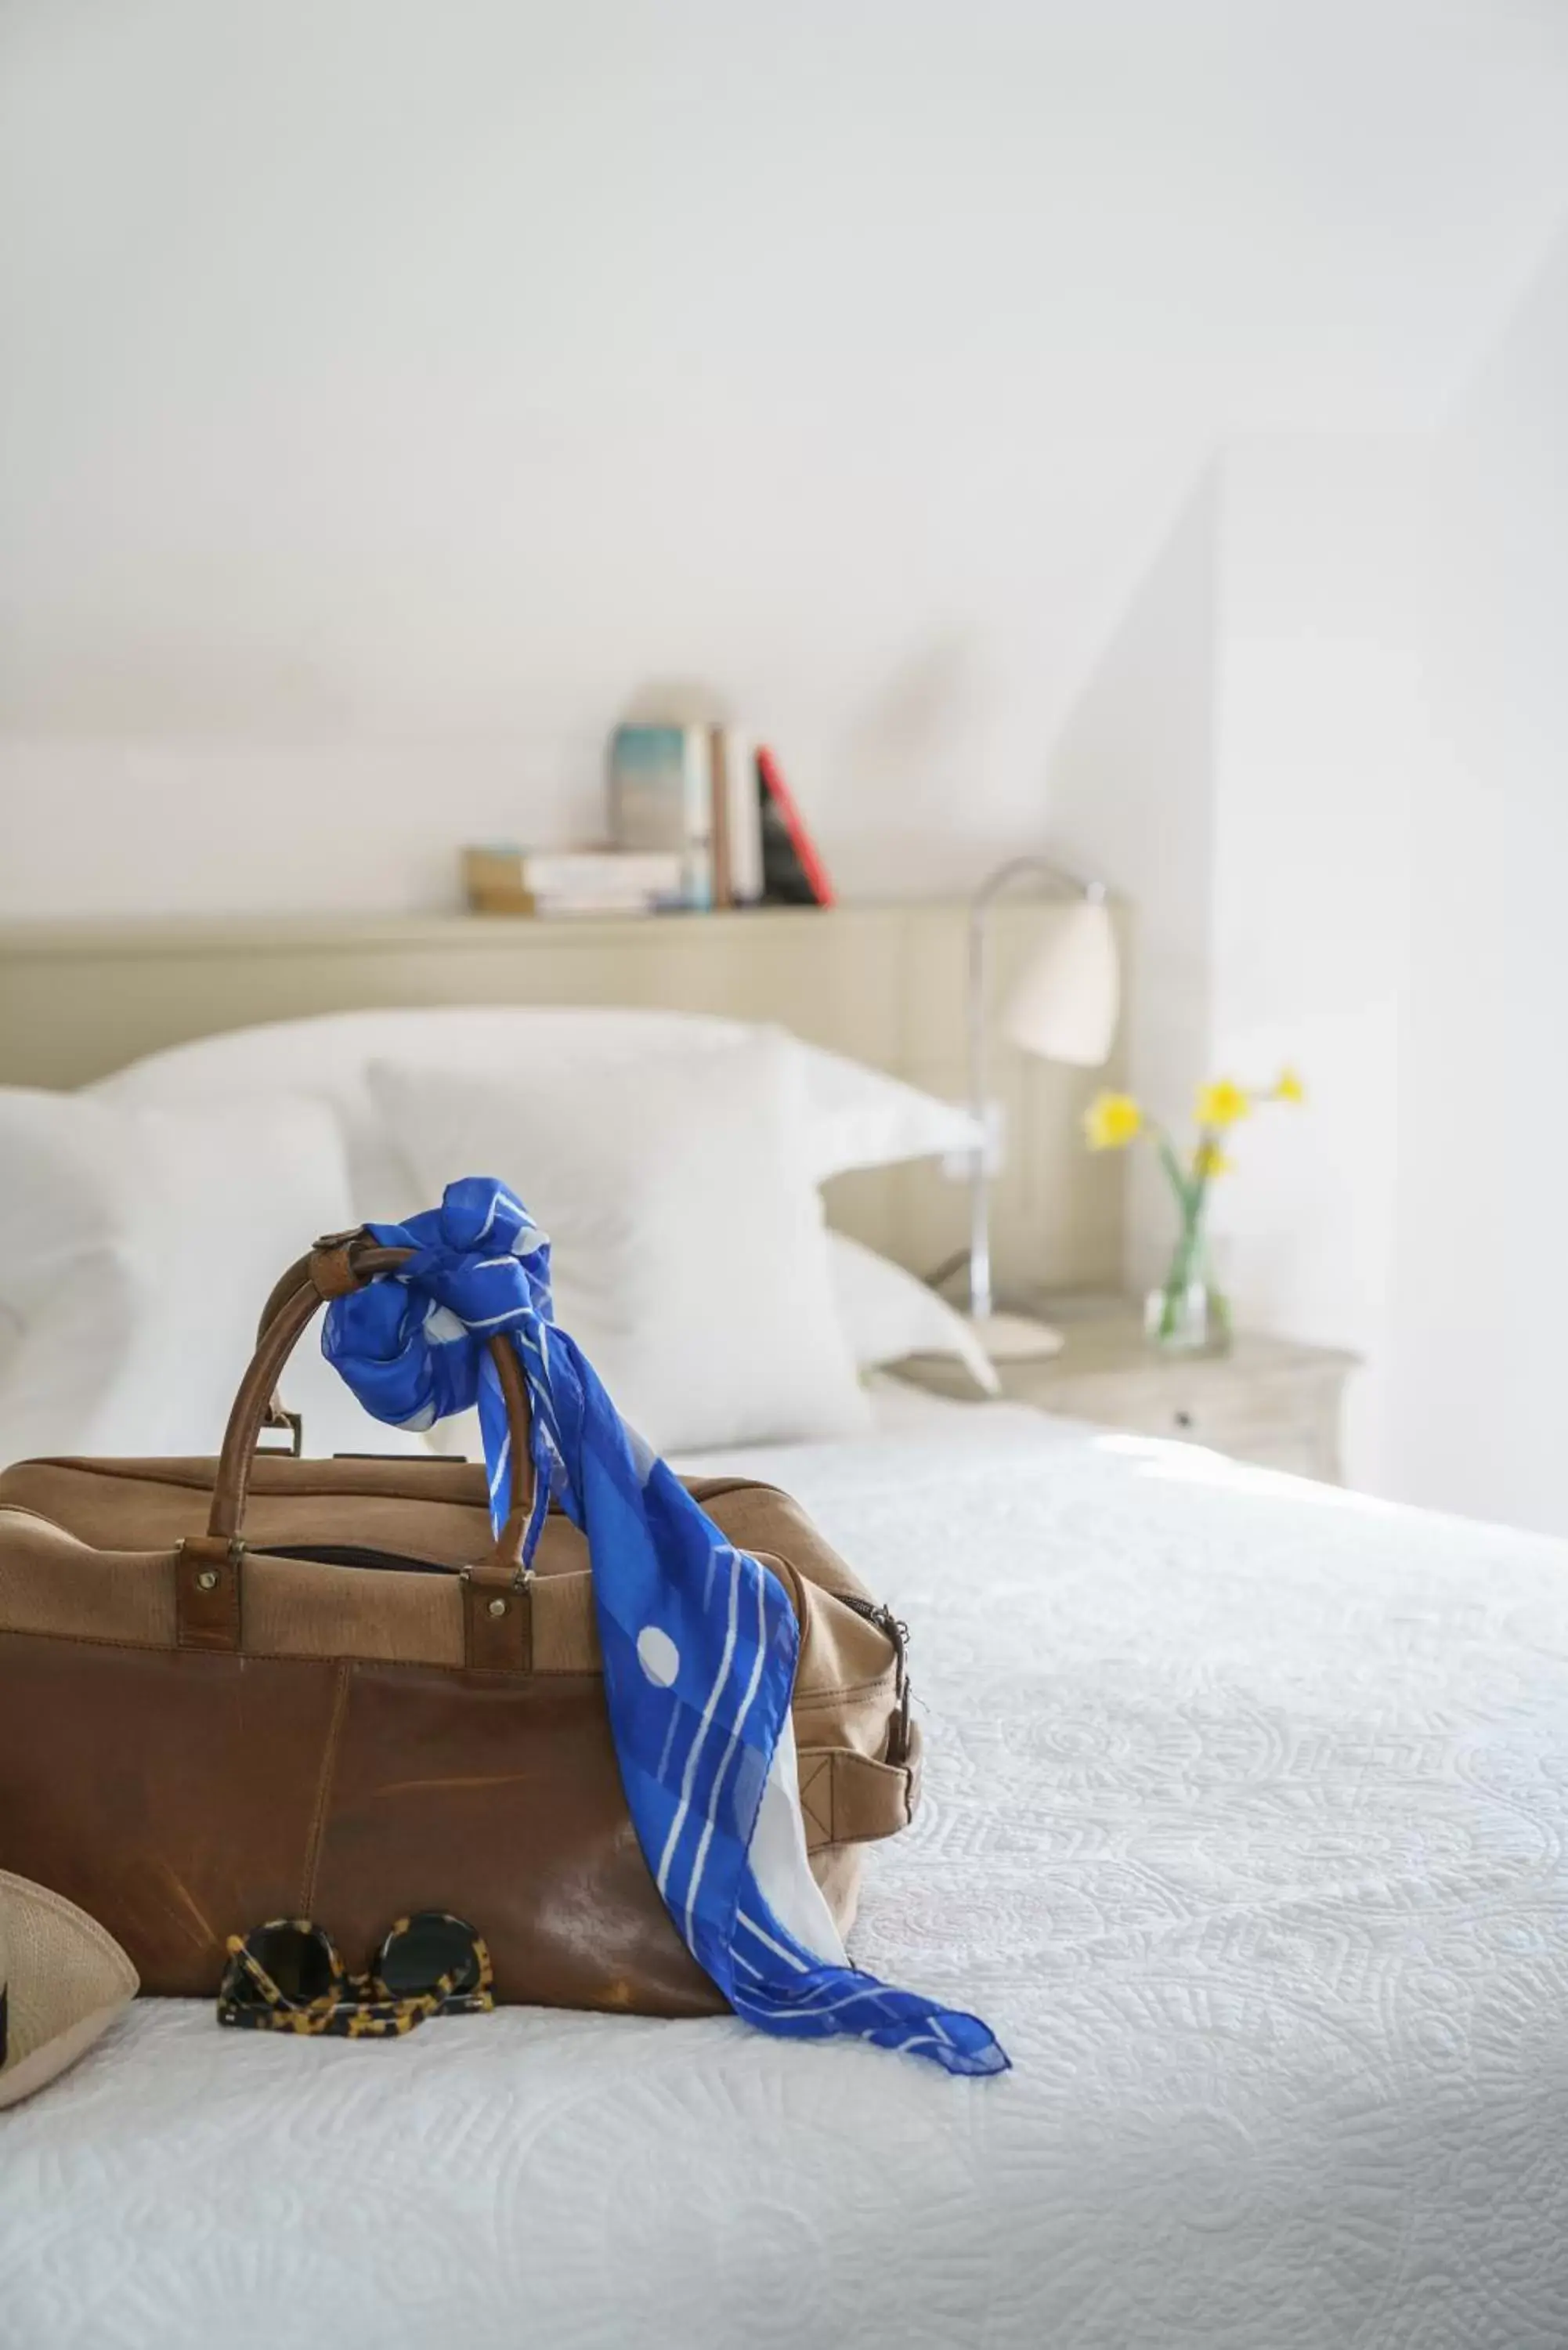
[
  {"xmin": 461, "ymin": 728, "xmax": 834, "ymax": 920},
  {"xmin": 608, "ymin": 726, "xmax": 833, "ymax": 911},
  {"xmin": 461, "ymin": 846, "xmax": 684, "ymax": 917}
]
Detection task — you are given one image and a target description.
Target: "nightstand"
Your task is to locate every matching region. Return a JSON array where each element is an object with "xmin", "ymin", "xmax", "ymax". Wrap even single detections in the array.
[{"xmin": 905, "ymin": 1297, "xmax": 1359, "ymax": 1483}]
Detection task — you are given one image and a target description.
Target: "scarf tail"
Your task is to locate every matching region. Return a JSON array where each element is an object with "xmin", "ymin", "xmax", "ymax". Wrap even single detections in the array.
[{"xmin": 326, "ymin": 1179, "xmax": 1008, "ymax": 2077}]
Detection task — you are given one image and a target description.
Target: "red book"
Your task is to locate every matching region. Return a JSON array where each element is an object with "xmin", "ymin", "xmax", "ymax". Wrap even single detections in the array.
[{"xmin": 756, "ymin": 746, "xmax": 835, "ymax": 908}]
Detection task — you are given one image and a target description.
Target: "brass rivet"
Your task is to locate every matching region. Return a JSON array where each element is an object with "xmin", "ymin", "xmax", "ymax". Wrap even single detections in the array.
[
  {"xmin": 195, "ymin": 1568, "xmax": 219, "ymax": 1592},
  {"xmin": 488, "ymin": 1596, "xmax": 508, "ymax": 1618}
]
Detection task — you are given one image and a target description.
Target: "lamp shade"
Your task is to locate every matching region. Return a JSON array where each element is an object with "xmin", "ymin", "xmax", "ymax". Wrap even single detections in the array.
[{"xmin": 1002, "ymin": 895, "xmax": 1120, "ymax": 1067}]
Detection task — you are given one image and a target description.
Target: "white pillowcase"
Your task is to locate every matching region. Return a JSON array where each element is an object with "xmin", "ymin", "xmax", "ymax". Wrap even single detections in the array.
[
  {"xmin": 368, "ymin": 1033, "xmax": 872, "ymax": 1455},
  {"xmin": 826, "ymin": 1233, "xmax": 999, "ymax": 1395},
  {"xmin": 92, "ymin": 1007, "xmax": 981, "ymax": 1208},
  {"xmin": 0, "ymin": 1090, "xmax": 429, "ymax": 1466}
]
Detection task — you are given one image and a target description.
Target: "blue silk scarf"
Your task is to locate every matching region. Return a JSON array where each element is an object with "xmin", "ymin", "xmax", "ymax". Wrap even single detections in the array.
[{"xmin": 323, "ymin": 1177, "xmax": 1006, "ymax": 2077}]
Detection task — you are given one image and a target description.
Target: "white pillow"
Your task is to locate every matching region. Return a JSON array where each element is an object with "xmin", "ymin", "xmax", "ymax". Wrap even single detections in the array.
[
  {"xmin": 826, "ymin": 1232, "xmax": 999, "ymax": 1395},
  {"xmin": 802, "ymin": 1043, "xmax": 979, "ymax": 1180},
  {"xmin": 368, "ymin": 1032, "xmax": 872, "ymax": 1455},
  {"xmin": 0, "ymin": 1090, "xmax": 429, "ymax": 1465},
  {"xmin": 92, "ymin": 1008, "xmax": 981, "ymax": 1206}
]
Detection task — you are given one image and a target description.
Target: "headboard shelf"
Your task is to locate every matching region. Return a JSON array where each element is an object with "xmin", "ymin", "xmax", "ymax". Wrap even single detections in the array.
[
  {"xmin": 0, "ymin": 902, "xmax": 933, "ymax": 961},
  {"xmin": 0, "ymin": 901, "xmax": 1127, "ymax": 1298}
]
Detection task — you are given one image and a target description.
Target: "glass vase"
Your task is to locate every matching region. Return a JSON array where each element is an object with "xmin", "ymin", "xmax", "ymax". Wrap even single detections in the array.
[{"xmin": 1144, "ymin": 1220, "xmax": 1232, "ymax": 1357}]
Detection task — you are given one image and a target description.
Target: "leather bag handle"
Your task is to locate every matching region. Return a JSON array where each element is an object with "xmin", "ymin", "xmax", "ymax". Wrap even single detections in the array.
[{"xmin": 177, "ymin": 1232, "xmax": 535, "ymax": 1662}]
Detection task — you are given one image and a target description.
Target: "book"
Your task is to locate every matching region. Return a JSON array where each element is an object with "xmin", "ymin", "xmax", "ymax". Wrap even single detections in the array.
[
  {"xmin": 525, "ymin": 895, "xmax": 667, "ymax": 919},
  {"xmin": 607, "ymin": 725, "xmax": 714, "ymax": 909},
  {"xmin": 462, "ymin": 846, "xmax": 683, "ymax": 914},
  {"xmin": 756, "ymin": 746, "xmax": 834, "ymax": 906},
  {"xmin": 706, "ymin": 727, "xmax": 766, "ymax": 909},
  {"xmin": 709, "ymin": 726, "xmax": 732, "ymax": 909},
  {"xmin": 724, "ymin": 730, "xmax": 764, "ymax": 906}
]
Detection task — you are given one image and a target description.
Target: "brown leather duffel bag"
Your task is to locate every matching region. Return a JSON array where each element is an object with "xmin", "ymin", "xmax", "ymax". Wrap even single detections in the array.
[{"xmin": 0, "ymin": 1235, "xmax": 919, "ymax": 2012}]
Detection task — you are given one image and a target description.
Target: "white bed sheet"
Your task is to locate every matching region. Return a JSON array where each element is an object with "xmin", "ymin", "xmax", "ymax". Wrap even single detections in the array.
[{"xmin": 6, "ymin": 1405, "xmax": 1568, "ymax": 2349}]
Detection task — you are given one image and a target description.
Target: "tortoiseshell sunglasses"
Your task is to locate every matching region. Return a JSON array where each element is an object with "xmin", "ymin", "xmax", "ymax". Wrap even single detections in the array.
[{"xmin": 217, "ymin": 1911, "xmax": 493, "ymax": 2037}]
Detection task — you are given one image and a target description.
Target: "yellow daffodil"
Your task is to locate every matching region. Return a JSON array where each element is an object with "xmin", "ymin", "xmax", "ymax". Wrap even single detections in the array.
[
  {"xmin": 1193, "ymin": 1141, "xmax": 1234, "ymax": 1179},
  {"xmin": 1274, "ymin": 1065, "xmax": 1306, "ymax": 1104},
  {"xmin": 1083, "ymin": 1092, "xmax": 1142, "ymax": 1151},
  {"xmin": 1194, "ymin": 1079, "xmax": 1250, "ymax": 1130}
]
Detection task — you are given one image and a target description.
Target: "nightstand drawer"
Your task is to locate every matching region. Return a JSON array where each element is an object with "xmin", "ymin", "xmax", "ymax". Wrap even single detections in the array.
[
  {"xmin": 899, "ymin": 1302, "xmax": 1358, "ymax": 1485},
  {"xmin": 1223, "ymin": 1432, "xmax": 1339, "ymax": 1480},
  {"xmin": 1049, "ymin": 1365, "xmax": 1337, "ymax": 1454}
]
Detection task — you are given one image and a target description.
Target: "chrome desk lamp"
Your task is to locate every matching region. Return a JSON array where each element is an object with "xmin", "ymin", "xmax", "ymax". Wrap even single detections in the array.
[{"xmin": 966, "ymin": 856, "xmax": 1121, "ymax": 1361}]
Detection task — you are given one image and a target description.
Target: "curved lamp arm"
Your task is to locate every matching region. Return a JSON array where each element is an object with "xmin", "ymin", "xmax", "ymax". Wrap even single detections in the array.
[{"xmin": 967, "ymin": 855, "xmax": 1111, "ymax": 1324}]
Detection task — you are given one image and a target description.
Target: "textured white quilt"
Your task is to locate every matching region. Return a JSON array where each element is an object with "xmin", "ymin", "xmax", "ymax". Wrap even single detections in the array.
[{"xmin": 5, "ymin": 1404, "xmax": 1568, "ymax": 2349}]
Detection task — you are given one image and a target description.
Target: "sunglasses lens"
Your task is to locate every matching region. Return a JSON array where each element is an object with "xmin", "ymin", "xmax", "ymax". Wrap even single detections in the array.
[
  {"xmin": 378, "ymin": 1913, "xmax": 480, "ymax": 2000},
  {"xmin": 250, "ymin": 1923, "xmax": 334, "ymax": 2005},
  {"xmin": 222, "ymin": 1963, "xmax": 266, "ymax": 2009}
]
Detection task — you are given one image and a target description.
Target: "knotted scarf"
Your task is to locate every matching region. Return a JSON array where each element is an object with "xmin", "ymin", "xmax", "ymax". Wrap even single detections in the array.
[{"xmin": 323, "ymin": 1177, "xmax": 1006, "ymax": 2076}]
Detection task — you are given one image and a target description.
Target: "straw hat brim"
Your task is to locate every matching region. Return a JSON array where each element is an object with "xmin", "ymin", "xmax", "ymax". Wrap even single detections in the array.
[{"xmin": 0, "ymin": 1871, "xmax": 139, "ymax": 2111}]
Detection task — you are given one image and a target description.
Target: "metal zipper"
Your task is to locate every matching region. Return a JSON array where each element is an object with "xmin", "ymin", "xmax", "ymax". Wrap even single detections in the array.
[
  {"xmin": 266, "ymin": 1542, "xmax": 457, "ymax": 1577},
  {"xmin": 840, "ymin": 1593, "xmax": 913, "ymax": 1764}
]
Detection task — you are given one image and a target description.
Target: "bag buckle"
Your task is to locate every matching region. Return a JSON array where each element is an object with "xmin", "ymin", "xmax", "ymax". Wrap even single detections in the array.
[{"xmin": 257, "ymin": 1405, "xmax": 303, "ymax": 1459}]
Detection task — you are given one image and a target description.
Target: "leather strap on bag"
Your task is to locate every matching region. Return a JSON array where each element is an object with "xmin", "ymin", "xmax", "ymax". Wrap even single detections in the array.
[
  {"xmin": 253, "ymin": 1231, "xmax": 360, "ymax": 1450},
  {"xmin": 178, "ymin": 1231, "xmax": 534, "ymax": 1666},
  {"xmin": 175, "ymin": 1533, "xmax": 244, "ymax": 1654},
  {"xmin": 796, "ymin": 1722, "xmax": 924, "ymax": 1851}
]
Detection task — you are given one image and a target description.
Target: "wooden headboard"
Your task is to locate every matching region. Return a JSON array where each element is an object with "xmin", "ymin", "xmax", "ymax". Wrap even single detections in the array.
[{"xmin": 0, "ymin": 902, "xmax": 1127, "ymax": 1297}]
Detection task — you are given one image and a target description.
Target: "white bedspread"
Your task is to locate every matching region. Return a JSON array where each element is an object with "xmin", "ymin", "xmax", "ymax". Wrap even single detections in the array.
[{"xmin": 6, "ymin": 1405, "xmax": 1568, "ymax": 2349}]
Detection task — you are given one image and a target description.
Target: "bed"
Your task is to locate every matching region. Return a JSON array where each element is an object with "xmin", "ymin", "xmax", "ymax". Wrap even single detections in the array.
[
  {"xmin": 7, "ymin": 1385, "xmax": 1568, "ymax": 2348},
  {"xmin": 4, "ymin": 913, "xmax": 1566, "ymax": 2346}
]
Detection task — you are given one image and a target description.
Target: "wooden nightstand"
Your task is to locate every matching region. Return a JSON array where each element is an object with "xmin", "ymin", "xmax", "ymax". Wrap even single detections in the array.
[{"xmin": 904, "ymin": 1297, "xmax": 1359, "ymax": 1483}]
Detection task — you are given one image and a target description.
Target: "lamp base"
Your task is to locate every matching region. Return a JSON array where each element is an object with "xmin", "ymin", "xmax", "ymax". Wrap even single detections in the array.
[{"xmin": 970, "ymin": 1310, "xmax": 1065, "ymax": 1363}]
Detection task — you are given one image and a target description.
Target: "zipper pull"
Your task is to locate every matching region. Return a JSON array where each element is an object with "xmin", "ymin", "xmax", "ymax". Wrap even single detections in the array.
[
  {"xmin": 880, "ymin": 1609, "xmax": 912, "ymax": 1765},
  {"xmin": 845, "ymin": 1596, "xmax": 913, "ymax": 1764},
  {"xmin": 875, "ymin": 1604, "xmax": 910, "ymax": 1693}
]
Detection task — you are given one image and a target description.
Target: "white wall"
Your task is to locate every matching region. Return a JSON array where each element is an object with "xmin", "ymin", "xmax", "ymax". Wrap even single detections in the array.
[
  {"xmin": 3, "ymin": 0, "xmax": 1566, "ymax": 916},
  {"xmin": 1043, "ymin": 471, "xmax": 1220, "ymax": 1296},
  {"xmin": 1048, "ymin": 439, "xmax": 1425, "ymax": 1493},
  {"xmin": 1050, "ymin": 268, "xmax": 1568, "ymax": 1525},
  {"xmin": 1206, "ymin": 439, "xmax": 1426, "ymax": 1492},
  {"xmin": 1384, "ymin": 228, "xmax": 1568, "ymax": 1534}
]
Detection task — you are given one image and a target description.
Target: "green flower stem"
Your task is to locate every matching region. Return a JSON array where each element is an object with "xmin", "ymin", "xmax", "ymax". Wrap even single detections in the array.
[
  {"xmin": 1151, "ymin": 1123, "xmax": 1212, "ymax": 1341},
  {"xmin": 1154, "ymin": 1130, "xmax": 1196, "ymax": 1221}
]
